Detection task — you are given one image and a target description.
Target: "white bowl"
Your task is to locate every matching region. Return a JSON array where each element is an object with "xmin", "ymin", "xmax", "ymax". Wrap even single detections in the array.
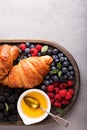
[{"xmin": 17, "ymin": 89, "xmax": 51, "ymax": 125}]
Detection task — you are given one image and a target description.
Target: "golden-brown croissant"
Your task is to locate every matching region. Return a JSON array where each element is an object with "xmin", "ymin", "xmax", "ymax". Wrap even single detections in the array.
[
  {"xmin": 1, "ymin": 55, "xmax": 53, "ymax": 88},
  {"xmin": 0, "ymin": 44, "xmax": 20, "ymax": 80}
]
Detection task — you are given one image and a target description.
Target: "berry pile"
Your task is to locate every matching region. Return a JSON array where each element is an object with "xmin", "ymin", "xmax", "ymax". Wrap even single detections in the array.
[
  {"xmin": 0, "ymin": 86, "xmax": 25, "ymax": 122},
  {"xmin": 45, "ymin": 81, "xmax": 74, "ymax": 108}
]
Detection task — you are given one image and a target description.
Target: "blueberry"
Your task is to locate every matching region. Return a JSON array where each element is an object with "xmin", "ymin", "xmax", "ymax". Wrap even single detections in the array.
[
  {"xmin": 70, "ymin": 71, "xmax": 74, "ymax": 75},
  {"xmin": 30, "ymin": 44, "xmax": 35, "ymax": 49},
  {"xmin": 25, "ymin": 48, "xmax": 30, "ymax": 54},
  {"xmin": 53, "ymin": 49, "xmax": 58, "ymax": 55},
  {"xmin": 51, "ymin": 66, "xmax": 57, "ymax": 70},
  {"xmin": 49, "ymin": 79, "xmax": 53, "ymax": 84},
  {"xmin": 38, "ymin": 52, "xmax": 41, "ymax": 56},
  {"xmin": 58, "ymin": 53, "xmax": 64, "ymax": 58},
  {"xmin": 8, "ymin": 96, "xmax": 15, "ymax": 104},
  {"xmin": 0, "ymin": 95, "xmax": 5, "ymax": 102},
  {"xmin": 69, "ymin": 75, "xmax": 74, "ymax": 80},
  {"xmin": 54, "ymin": 58, "xmax": 59, "ymax": 64},
  {"xmin": 63, "ymin": 75, "xmax": 68, "ymax": 80},
  {"xmin": 0, "ymin": 112, "xmax": 3, "ymax": 120},
  {"xmin": 45, "ymin": 75, "xmax": 50, "ymax": 80},
  {"xmin": 67, "ymin": 72, "xmax": 71, "ymax": 77},
  {"xmin": 28, "ymin": 53, "xmax": 31, "ymax": 57},
  {"xmin": 52, "ymin": 75, "xmax": 59, "ymax": 82},
  {"xmin": 25, "ymin": 42, "xmax": 30, "ymax": 47},
  {"xmin": 50, "ymin": 62, "xmax": 55, "ymax": 67},
  {"xmin": 49, "ymin": 71, "xmax": 54, "ymax": 76},
  {"xmin": 59, "ymin": 57, "xmax": 64, "ymax": 62},
  {"xmin": 0, "ymin": 103, "xmax": 4, "ymax": 111},
  {"xmin": 52, "ymin": 55, "xmax": 58, "ymax": 60},
  {"xmin": 62, "ymin": 67, "xmax": 68, "ymax": 73},
  {"xmin": 8, "ymin": 115, "xmax": 18, "ymax": 122},
  {"xmin": 68, "ymin": 66, "xmax": 73, "ymax": 71},
  {"xmin": 47, "ymin": 49, "xmax": 52, "ymax": 55},
  {"xmin": 64, "ymin": 57, "xmax": 68, "ymax": 61},
  {"xmin": 41, "ymin": 85, "xmax": 46, "ymax": 91},
  {"xmin": 63, "ymin": 61, "xmax": 69, "ymax": 67},
  {"xmin": 43, "ymin": 80, "xmax": 50, "ymax": 86}
]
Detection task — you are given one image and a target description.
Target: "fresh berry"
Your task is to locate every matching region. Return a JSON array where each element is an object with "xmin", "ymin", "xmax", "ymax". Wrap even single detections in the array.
[
  {"xmin": 24, "ymin": 48, "xmax": 30, "ymax": 54},
  {"xmin": 47, "ymin": 92, "xmax": 55, "ymax": 98},
  {"xmin": 51, "ymin": 66, "xmax": 57, "ymax": 70},
  {"xmin": 52, "ymin": 75, "xmax": 59, "ymax": 82},
  {"xmin": 69, "ymin": 75, "xmax": 74, "ymax": 80},
  {"xmin": 23, "ymin": 56, "xmax": 27, "ymax": 59},
  {"xmin": 47, "ymin": 85, "xmax": 55, "ymax": 92},
  {"xmin": 52, "ymin": 49, "xmax": 58, "ymax": 55},
  {"xmin": 62, "ymin": 67, "xmax": 68, "ymax": 73},
  {"xmin": 63, "ymin": 75, "xmax": 68, "ymax": 80},
  {"xmin": 45, "ymin": 75, "xmax": 50, "ymax": 80},
  {"xmin": 58, "ymin": 53, "xmax": 64, "ymax": 58},
  {"xmin": 8, "ymin": 96, "xmax": 15, "ymax": 103},
  {"xmin": 41, "ymin": 85, "xmax": 46, "ymax": 91},
  {"xmin": 53, "ymin": 82, "xmax": 59, "ymax": 87},
  {"xmin": 30, "ymin": 44, "xmax": 35, "ymax": 49},
  {"xmin": 62, "ymin": 99, "xmax": 69, "ymax": 105},
  {"xmin": 25, "ymin": 42, "xmax": 30, "ymax": 47},
  {"xmin": 67, "ymin": 80, "xmax": 73, "ymax": 87},
  {"xmin": 52, "ymin": 55, "xmax": 58, "ymax": 60},
  {"xmin": 55, "ymin": 94, "xmax": 61, "ymax": 101},
  {"xmin": 35, "ymin": 44, "xmax": 42, "ymax": 51},
  {"xmin": 59, "ymin": 83, "xmax": 67, "ymax": 89},
  {"xmin": 68, "ymin": 66, "xmax": 73, "ymax": 71},
  {"xmin": 30, "ymin": 48, "xmax": 38, "ymax": 56},
  {"xmin": 65, "ymin": 92, "xmax": 72, "ymax": 100},
  {"xmin": 43, "ymin": 80, "xmax": 50, "ymax": 86},
  {"xmin": 68, "ymin": 89, "xmax": 74, "ymax": 95},
  {"xmin": 0, "ymin": 95, "xmax": 5, "ymax": 102},
  {"xmin": 38, "ymin": 52, "xmax": 41, "ymax": 56},
  {"xmin": 54, "ymin": 101, "xmax": 61, "ymax": 108},
  {"xmin": 59, "ymin": 57, "xmax": 64, "ymax": 62},
  {"xmin": 0, "ymin": 103, "xmax": 4, "ymax": 111},
  {"xmin": 19, "ymin": 43, "xmax": 26, "ymax": 51},
  {"xmin": 50, "ymin": 99, "xmax": 55, "ymax": 105},
  {"xmin": 63, "ymin": 61, "xmax": 69, "ymax": 67},
  {"xmin": 59, "ymin": 89, "xmax": 67, "ymax": 97},
  {"xmin": 64, "ymin": 57, "xmax": 68, "ymax": 61},
  {"xmin": 54, "ymin": 59, "xmax": 59, "ymax": 64},
  {"xmin": 47, "ymin": 49, "xmax": 52, "ymax": 55},
  {"xmin": 54, "ymin": 87, "xmax": 59, "ymax": 94},
  {"xmin": 70, "ymin": 71, "xmax": 74, "ymax": 75}
]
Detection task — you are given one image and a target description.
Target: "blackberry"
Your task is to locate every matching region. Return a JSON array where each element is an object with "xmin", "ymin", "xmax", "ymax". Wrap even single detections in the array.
[
  {"xmin": 8, "ymin": 96, "xmax": 15, "ymax": 104},
  {"xmin": 0, "ymin": 103, "xmax": 4, "ymax": 111},
  {"xmin": 8, "ymin": 115, "xmax": 18, "ymax": 122},
  {"xmin": 0, "ymin": 112, "xmax": 3, "ymax": 121},
  {"xmin": 0, "ymin": 95, "xmax": 5, "ymax": 102}
]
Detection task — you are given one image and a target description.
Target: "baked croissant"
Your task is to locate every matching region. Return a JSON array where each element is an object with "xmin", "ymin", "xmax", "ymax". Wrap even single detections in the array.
[
  {"xmin": 1, "ymin": 55, "xmax": 53, "ymax": 88},
  {"xmin": 0, "ymin": 44, "xmax": 20, "ymax": 80}
]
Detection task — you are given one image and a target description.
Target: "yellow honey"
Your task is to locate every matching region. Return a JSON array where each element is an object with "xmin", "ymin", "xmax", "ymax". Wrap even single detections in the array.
[{"xmin": 21, "ymin": 92, "xmax": 48, "ymax": 118}]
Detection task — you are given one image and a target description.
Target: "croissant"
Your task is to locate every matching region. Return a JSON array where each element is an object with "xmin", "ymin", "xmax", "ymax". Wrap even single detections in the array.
[
  {"xmin": 0, "ymin": 44, "xmax": 20, "ymax": 80},
  {"xmin": 1, "ymin": 55, "xmax": 53, "ymax": 88}
]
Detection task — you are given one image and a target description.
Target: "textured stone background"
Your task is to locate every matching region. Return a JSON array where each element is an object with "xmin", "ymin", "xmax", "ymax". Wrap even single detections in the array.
[{"xmin": 0, "ymin": 0, "xmax": 87, "ymax": 130}]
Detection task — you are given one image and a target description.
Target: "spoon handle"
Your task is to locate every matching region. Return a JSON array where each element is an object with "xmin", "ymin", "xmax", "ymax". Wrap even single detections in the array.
[{"xmin": 40, "ymin": 107, "xmax": 69, "ymax": 127}]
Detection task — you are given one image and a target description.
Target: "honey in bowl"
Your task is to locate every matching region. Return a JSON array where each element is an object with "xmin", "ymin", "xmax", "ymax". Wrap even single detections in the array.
[
  {"xmin": 17, "ymin": 89, "xmax": 51, "ymax": 125},
  {"xmin": 21, "ymin": 91, "xmax": 48, "ymax": 118}
]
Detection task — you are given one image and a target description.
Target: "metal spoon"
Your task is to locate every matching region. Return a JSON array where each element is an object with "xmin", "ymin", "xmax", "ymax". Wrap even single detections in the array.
[{"xmin": 23, "ymin": 96, "xmax": 69, "ymax": 127}]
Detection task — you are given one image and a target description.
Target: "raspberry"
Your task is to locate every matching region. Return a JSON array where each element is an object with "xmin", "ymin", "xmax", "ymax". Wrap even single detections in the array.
[
  {"xmin": 55, "ymin": 94, "xmax": 61, "ymax": 101},
  {"xmin": 19, "ymin": 43, "xmax": 26, "ymax": 51},
  {"xmin": 50, "ymin": 99, "xmax": 55, "ymax": 105},
  {"xmin": 54, "ymin": 101, "xmax": 61, "ymax": 108},
  {"xmin": 59, "ymin": 89, "xmax": 67, "ymax": 97},
  {"xmin": 62, "ymin": 99, "xmax": 69, "ymax": 105},
  {"xmin": 67, "ymin": 80, "xmax": 73, "ymax": 87},
  {"xmin": 53, "ymin": 82, "xmax": 59, "ymax": 87},
  {"xmin": 68, "ymin": 89, "xmax": 74, "ymax": 95},
  {"xmin": 59, "ymin": 83, "xmax": 67, "ymax": 89},
  {"xmin": 30, "ymin": 48, "xmax": 38, "ymax": 56},
  {"xmin": 54, "ymin": 87, "xmax": 59, "ymax": 94},
  {"xmin": 47, "ymin": 85, "xmax": 55, "ymax": 92},
  {"xmin": 35, "ymin": 44, "xmax": 42, "ymax": 51},
  {"xmin": 65, "ymin": 92, "xmax": 72, "ymax": 100},
  {"xmin": 47, "ymin": 92, "xmax": 55, "ymax": 99}
]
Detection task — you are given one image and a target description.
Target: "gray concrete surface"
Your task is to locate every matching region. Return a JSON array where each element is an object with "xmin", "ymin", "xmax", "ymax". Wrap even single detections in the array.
[{"xmin": 0, "ymin": 0, "xmax": 87, "ymax": 130}]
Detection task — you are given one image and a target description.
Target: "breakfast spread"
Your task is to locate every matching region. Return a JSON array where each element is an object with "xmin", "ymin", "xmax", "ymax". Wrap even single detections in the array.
[{"xmin": 0, "ymin": 41, "xmax": 78, "ymax": 124}]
